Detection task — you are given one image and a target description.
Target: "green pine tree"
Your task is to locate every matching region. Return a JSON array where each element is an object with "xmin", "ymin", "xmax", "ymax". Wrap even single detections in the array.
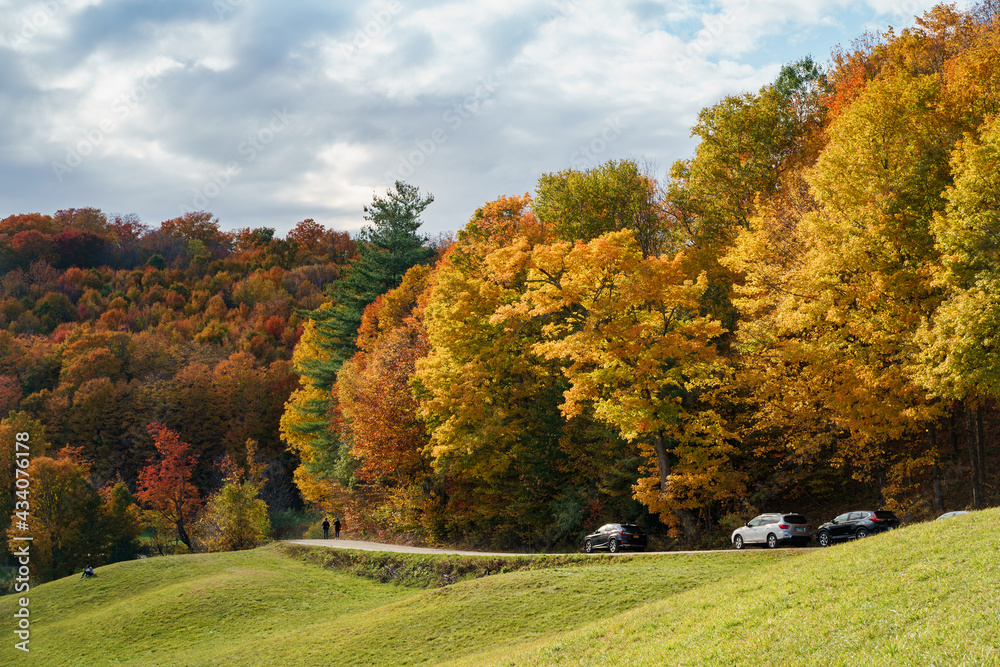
[
  {"xmin": 292, "ymin": 181, "xmax": 434, "ymax": 484},
  {"xmin": 315, "ymin": 181, "xmax": 435, "ymax": 368}
]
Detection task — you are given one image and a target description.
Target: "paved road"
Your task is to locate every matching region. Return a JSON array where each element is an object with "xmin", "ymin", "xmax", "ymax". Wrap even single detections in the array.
[
  {"xmin": 283, "ymin": 538, "xmax": 761, "ymax": 556},
  {"xmin": 284, "ymin": 539, "xmax": 522, "ymax": 556}
]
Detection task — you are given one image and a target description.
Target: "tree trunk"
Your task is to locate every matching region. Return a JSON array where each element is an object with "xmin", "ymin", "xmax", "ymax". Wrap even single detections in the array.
[
  {"xmin": 965, "ymin": 404, "xmax": 984, "ymax": 509},
  {"xmin": 928, "ymin": 427, "xmax": 944, "ymax": 514},
  {"xmin": 932, "ymin": 462, "xmax": 944, "ymax": 514},
  {"xmin": 949, "ymin": 406, "xmax": 961, "ymax": 457},
  {"xmin": 975, "ymin": 406, "xmax": 987, "ymax": 504},
  {"xmin": 652, "ymin": 431, "xmax": 699, "ymax": 539},
  {"xmin": 674, "ymin": 507, "xmax": 699, "ymax": 538},
  {"xmin": 176, "ymin": 518, "xmax": 192, "ymax": 549},
  {"xmin": 652, "ymin": 431, "xmax": 670, "ymax": 493}
]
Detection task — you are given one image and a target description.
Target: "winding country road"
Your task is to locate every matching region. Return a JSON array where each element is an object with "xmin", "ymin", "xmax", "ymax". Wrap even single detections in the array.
[
  {"xmin": 284, "ymin": 539, "xmax": 524, "ymax": 557},
  {"xmin": 283, "ymin": 538, "xmax": 760, "ymax": 556}
]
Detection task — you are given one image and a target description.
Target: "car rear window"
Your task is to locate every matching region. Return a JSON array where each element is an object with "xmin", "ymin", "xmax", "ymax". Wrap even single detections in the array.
[
  {"xmin": 782, "ymin": 515, "xmax": 807, "ymax": 524},
  {"xmin": 874, "ymin": 511, "xmax": 897, "ymax": 520},
  {"xmin": 623, "ymin": 525, "xmax": 645, "ymax": 534}
]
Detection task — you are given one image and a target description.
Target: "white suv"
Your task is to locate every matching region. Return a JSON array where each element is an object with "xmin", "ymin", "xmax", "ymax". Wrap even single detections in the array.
[{"xmin": 731, "ymin": 513, "xmax": 812, "ymax": 549}]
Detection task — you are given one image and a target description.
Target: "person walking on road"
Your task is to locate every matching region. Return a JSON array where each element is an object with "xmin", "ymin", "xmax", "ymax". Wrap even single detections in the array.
[
  {"xmin": 322, "ymin": 518, "xmax": 330, "ymax": 539},
  {"xmin": 334, "ymin": 518, "xmax": 341, "ymax": 539}
]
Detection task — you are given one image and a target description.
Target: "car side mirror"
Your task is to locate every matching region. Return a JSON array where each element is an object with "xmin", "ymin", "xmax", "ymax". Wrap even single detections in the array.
[{"xmin": 745, "ymin": 522, "xmax": 751, "ymax": 527}]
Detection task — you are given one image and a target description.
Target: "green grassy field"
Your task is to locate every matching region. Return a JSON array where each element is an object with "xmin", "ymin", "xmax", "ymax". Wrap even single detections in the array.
[{"xmin": 1, "ymin": 509, "xmax": 996, "ymax": 666}]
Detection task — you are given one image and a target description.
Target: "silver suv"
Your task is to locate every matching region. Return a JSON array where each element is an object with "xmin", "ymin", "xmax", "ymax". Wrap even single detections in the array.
[{"xmin": 731, "ymin": 513, "xmax": 812, "ymax": 549}]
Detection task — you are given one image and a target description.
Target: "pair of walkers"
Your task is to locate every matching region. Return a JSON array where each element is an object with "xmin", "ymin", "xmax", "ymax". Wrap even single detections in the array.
[{"xmin": 322, "ymin": 518, "xmax": 342, "ymax": 540}]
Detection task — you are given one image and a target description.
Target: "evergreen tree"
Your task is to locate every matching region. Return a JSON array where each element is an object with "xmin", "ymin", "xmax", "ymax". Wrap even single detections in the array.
[
  {"xmin": 284, "ymin": 182, "xmax": 434, "ymax": 495},
  {"xmin": 315, "ymin": 181, "xmax": 435, "ymax": 370}
]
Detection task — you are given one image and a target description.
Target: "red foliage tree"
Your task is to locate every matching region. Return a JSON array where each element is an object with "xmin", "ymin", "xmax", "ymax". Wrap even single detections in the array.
[
  {"xmin": 54, "ymin": 229, "xmax": 109, "ymax": 268},
  {"xmin": 263, "ymin": 314, "xmax": 286, "ymax": 339},
  {"xmin": 135, "ymin": 423, "xmax": 201, "ymax": 549},
  {"xmin": 10, "ymin": 230, "xmax": 56, "ymax": 266},
  {"xmin": 108, "ymin": 213, "xmax": 149, "ymax": 245}
]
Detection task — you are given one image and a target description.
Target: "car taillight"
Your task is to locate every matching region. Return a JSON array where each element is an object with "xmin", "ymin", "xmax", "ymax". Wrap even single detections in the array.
[{"xmin": 778, "ymin": 524, "xmax": 789, "ymax": 529}]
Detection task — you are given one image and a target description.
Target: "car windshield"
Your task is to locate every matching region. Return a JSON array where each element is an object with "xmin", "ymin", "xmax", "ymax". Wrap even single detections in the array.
[
  {"xmin": 783, "ymin": 515, "xmax": 807, "ymax": 524},
  {"xmin": 874, "ymin": 511, "xmax": 897, "ymax": 520}
]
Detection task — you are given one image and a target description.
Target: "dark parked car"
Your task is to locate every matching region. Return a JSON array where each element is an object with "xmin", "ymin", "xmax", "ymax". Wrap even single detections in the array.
[
  {"xmin": 583, "ymin": 524, "xmax": 647, "ymax": 553},
  {"xmin": 816, "ymin": 510, "xmax": 900, "ymax": 547}
]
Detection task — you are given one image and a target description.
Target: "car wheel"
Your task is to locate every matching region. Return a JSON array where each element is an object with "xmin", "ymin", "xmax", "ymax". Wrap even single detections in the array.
[
  {"xmin": 766, "ymin": 533, "xmax": 778, "ymax": 549},
  {"xmin": 608, "ymin": 539, "xmax": 619, "ymax": 553},
  {"xmin": 584, "ymin": 539, "xmax": 593, "ymax": 553},
  {"xmin": 856, "ymin": 528, "xmax": 869, "ymax": 539},
  {"xmin": 818, "ymin": 531, "xmax": 831, "ymax": 548},
  {"xmin": 734, "ymin": 535, "xmax": 744, "ymax": 550}
]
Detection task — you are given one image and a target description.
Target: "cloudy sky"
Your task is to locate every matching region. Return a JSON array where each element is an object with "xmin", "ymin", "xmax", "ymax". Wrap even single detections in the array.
[{"xmin": 0, "ymin": 0, "xmax": 968, "ymax": 237}]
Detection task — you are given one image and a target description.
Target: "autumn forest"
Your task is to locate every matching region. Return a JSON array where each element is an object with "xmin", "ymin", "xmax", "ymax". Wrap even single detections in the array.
[{"xmin": 4, "ymin": 3, "xmax": 1000, "ymax": 579}]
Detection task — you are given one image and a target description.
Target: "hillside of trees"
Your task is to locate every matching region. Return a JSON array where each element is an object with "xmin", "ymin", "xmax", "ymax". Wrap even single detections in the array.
[
  {"xmin": 4, "ymin": 3, "xmax": 1000, "ymax": 578},
  {"xmin": 287, "ymin": 3, "xmax": 1000, "ymax": 549},
  {"xmin": 0, "ymin": 208, "xmax": 366, "ymax": 579}
]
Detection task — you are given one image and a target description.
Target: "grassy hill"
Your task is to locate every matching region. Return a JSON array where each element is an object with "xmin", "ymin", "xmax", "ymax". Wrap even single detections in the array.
[{"xmin": 1, "ymin": 509, "xmax": 997, "ymax": 666}]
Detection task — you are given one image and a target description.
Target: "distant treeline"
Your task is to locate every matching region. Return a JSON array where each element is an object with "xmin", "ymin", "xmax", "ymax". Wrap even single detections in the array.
[{"xmin": 0, "ymin": 210, "xmax": 368, "ymax": 579}]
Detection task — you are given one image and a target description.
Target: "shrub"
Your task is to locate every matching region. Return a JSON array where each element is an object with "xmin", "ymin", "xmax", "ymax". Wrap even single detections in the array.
[{"xmin": 196, "ymin": 480, "xmax": 272, "ymax": 552}]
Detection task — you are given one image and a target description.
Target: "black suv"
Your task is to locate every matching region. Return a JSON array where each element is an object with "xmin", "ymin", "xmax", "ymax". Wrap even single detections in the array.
[
  {"xmin": 583, "ymin": 524, "xmax": 647, "ymax": 553},
  {"xmin": 816, "ymin": 510, "xmax": 900, "ymax": 547}
]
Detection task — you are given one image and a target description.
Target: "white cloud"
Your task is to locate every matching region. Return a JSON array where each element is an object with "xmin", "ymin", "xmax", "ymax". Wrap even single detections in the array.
[
  {"xmin": 1, "ymin": 0, "xmax": 103, "ymax": 52},
  {"xmin": 276, "ymin": 141, "xmax": 377, "ymax": 229},
  {"xmin": 0, "ymin": 0, "xmax": 976, "ymax": 236}
]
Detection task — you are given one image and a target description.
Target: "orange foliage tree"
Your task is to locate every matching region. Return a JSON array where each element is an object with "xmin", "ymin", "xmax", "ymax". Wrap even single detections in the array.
[
  {"xmin": 492, "ymin": 230, "xmax": 735, "ymax": 535},
  {"xmin": 136, "ymin": 423, "xmax": 201, "ymax": 549},
  {"xmin": 337, "ymin": 265, "xmax": 433, "ymax": 533}
]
